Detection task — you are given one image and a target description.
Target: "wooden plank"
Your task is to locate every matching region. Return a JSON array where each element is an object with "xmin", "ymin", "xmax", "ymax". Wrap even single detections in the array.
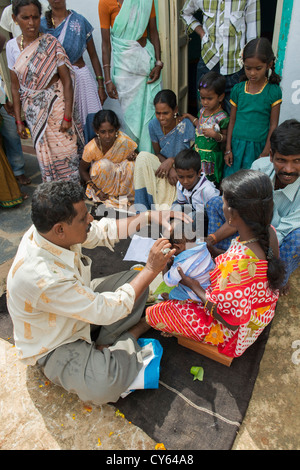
[{"xmin": 177, "ymin": 336, "xmax": 233, "ymax": 367}]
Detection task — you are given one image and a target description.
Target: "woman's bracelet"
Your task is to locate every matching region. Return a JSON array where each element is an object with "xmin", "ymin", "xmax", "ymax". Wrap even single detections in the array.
[
  {"xmin": 105, "ymin": 80, "xmax": 112, "ymax": 86},
  {"xmin": 96, "ymin": 75, "xmax": 104, "ymax": 81},
  {"xmin": 208, "ymin": 233, "xmax": 217, "ymax": 245},
  {"xmin": 210, "ymin": 303, "xmax": 216, "ymax": 317},
  {"xmin": 192, "ymin": 118, "xmax": 197, "ymax": 124},
  {"xmin": 144, "ymin": 210, "xmax": 151, "ymax": 225},
  {"xmin": 63, "ymin": 115, "xmax": 72, "ymax": 122},
  {"xmin": 224, "ymin": 150, "xmax": 232, "ymax": 155},
  {"xmin": 103, "ymin": 64, "xmax": 111, "ymax": 68},
  {"xmin": 217, "ymin": 133, "xmax": 223, "ymax": 142},
  {"xmin": 15, "ymin": 120, "xmax": 23, "ymax": 125}
]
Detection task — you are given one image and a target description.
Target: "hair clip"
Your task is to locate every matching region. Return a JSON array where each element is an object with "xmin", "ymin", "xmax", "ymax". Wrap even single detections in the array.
[{"xmin": 199, "ymin": 82, "xmax": 207, "ymax": 88}]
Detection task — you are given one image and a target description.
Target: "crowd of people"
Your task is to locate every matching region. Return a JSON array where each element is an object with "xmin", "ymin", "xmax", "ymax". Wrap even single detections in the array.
[{"xmin": 1, "ymin": 0, "xmax": 300, "ymax": 406}]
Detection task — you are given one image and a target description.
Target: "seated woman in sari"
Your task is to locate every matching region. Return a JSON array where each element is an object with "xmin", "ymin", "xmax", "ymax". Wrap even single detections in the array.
[
  {"xmin": 134, "ymin": 89, "xmax": 195, "ymax": 211},
  {"xmin": 79, "ymin": 110, "xmax": 137, "ymax": 209},
  {"xmin": 41, "ymin": 0, "xmax": 107, "ymax": 144},
  {"xmin": 8, "ymin": 0, "xmax": 83, "ymax": 183},
  {"xmin": 98, "ymin": 0, "xmax": 162, "ymax": 152},
  {"xmin": 146, "ymin": 169, "xmax": 286, "ymax": 358}
]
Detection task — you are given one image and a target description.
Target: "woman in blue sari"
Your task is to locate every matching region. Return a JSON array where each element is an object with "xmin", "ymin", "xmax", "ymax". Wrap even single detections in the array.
[
  {"xmin": 134, "ymin": 90, "xmax": 195, "ymax": 210},
  {"xmin": 41, "ymin": 1, "xmax": 107, "ymax": 144}
]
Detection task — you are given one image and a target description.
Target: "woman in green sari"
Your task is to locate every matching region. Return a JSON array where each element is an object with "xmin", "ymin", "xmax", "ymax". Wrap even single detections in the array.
[{"xmin": 98, "ymin": 0, "xmax": 163, "ymax": 152}]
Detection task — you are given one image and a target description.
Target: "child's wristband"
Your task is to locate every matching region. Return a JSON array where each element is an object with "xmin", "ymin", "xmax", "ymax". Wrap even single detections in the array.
[{"xmin": 63, "ymin": 116, "xmax": 72, "ymax": 122}]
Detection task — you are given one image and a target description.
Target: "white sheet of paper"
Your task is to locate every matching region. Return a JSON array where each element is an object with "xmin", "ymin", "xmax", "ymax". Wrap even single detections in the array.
[{"xmin": 123, "ymin": 235, "xmax": 156, "ymax": 263}]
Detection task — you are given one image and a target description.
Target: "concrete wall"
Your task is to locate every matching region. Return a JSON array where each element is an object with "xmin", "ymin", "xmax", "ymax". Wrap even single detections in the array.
[{"xmin": 276, "ymin": 0, "xmax": 300, "ymax": 123}]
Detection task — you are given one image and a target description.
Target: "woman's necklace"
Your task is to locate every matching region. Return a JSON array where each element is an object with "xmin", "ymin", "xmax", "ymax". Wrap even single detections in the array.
[
  {"xmin": 239, "ymin": 237, "xmax": 259, "ymax": 245},
  {"xmin": 163, "ymin": 116, "xmax": 177, "ymax": 135},
  {"xmin": 51, "ymin": 10, "xmax": 70, "ymax": 28},
  {"xmin": 20, "ymin": 33, "xmax": 41, "ymax": 51}
]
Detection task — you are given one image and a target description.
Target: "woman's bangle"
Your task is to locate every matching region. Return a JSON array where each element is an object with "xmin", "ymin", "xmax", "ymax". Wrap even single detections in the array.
[
  {"xmin": 63, "ymin": 116, "xmax": 72, "ymax": 122},
  {"xmin": 103, "ymin": 64, "xmax": 111, "ymax": 68},
  {"xmin": 96, "ymin": 75, "xmax": 103, "ymax": 81},
  {"xmin": 192, "ymin": 118, "xmax": 197, "ymax": 124},
  {"xmin": 217, "ymin": 133, "xmax": 223, "ymax": 142},
  {"xmin": 204, "ymin": 300, "xmax": 209, "ymax": 309},
  {"xmin": 210, "ymin": 303, "xmax": 216, "ymax": 317},
  {"xmin": 224, "ymin": 150, "xmax": 232, "ymax": 155},
  {"xmin": 208, "ymin": 233, "xmax": 217, "ymax": 245},
  {"xmin": 15, "ymin": 120, "xmax": 23, "ymax": 125},
  {"xmin": 105, "ymin": 80, "xmax": 112, "ymax": 86}
]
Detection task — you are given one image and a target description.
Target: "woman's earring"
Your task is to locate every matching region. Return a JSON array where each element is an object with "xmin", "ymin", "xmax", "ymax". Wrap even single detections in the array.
[{"xmin": 228, "ymin": 218, "xmax": 232, "ymax": 226}]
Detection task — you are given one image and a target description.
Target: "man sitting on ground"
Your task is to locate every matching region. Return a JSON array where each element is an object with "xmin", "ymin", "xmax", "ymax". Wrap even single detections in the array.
[{"xmin": 6, "ymin": 180, "xmax": 190, "ymax": 405}]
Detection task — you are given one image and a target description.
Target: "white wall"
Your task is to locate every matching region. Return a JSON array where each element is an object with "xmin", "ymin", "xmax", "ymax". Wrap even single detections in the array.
[{"xmin": 279, "ymin": 2, "xmax": 300, "ymax": 123}]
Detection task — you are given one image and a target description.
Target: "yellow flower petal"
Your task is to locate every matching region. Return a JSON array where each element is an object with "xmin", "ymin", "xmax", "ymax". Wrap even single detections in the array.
[{"xmin": 155, "ymin": 443, "xmax": 166, "ymax": 450}]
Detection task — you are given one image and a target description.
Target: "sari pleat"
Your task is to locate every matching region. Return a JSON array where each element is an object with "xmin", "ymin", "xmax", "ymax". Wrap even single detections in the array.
[{"xmin": 0, "ymin": 137, "xmax": 23, "ymax": 208}]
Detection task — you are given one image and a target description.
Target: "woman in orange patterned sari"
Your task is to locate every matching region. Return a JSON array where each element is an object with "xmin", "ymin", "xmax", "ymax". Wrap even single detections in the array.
[
  {"xmin": 79, "ymin": 110, "xmax": 137, "ymax": 209},
  {"xmin": 8, "ymin": 0, "xmax": 83, "ymax": 183},
  {"xmin": 146, "ymin": 169, "xmax": 286, "ymax": 358}
]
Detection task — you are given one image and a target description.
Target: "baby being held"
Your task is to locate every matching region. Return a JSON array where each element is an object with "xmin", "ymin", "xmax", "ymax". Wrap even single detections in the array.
[{"xmin": 162, "ymin": 219, "xmax": 215, "ymax": 302}]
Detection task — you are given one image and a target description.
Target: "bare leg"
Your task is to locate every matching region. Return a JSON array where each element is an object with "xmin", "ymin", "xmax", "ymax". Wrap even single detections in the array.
[{"xmin": 128, "ymin": 317, "xmax": 151, "ymax": 340}]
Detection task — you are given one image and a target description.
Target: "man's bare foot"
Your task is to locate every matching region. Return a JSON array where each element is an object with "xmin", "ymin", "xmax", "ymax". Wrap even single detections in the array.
[
  {"xmin": 128, "ymin": 317, "xmax": 151, "ymax": 340},
  {"xmin": 280, "ymin": 282, "xmax": 290, "ymax": 296}
]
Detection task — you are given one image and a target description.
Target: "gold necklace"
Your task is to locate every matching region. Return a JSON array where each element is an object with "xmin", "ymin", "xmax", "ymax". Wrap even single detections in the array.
[
  {"xmin": 20, "ymin": 33, "xmax": 40, "ymax": 51},
  {"xmin": 51, "ymin": 10, "xmax": 70, "ymax": 28},
  {"xmin": 239, "ymin": 237, "xmax": 259, "ymax": 245},
  {"xmin": 163, "ymin": 116, "xmax": 177, "ymax": 135}
]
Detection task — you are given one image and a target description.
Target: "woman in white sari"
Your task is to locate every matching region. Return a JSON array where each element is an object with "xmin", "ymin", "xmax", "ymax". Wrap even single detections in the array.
[{"xmin": 98, "ymin": 0, "xmax": 162, "ymax": 152}]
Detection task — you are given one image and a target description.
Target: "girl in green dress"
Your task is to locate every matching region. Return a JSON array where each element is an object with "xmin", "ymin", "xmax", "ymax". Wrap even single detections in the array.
[
  {"xmin": 183, "ymin": 71, "xmax": 229, "ymax": 185},
  {"xmin": 224, "ymin": 38, "xmax": 282, "ymax": 177}
]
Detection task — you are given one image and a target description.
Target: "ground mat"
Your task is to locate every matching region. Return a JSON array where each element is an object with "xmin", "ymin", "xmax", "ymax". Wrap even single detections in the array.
[
  {"xmin": 1, "ymin": 240, "xmax": 271, "ymax": 450},
  {"xmin": 115, "ymin": 326, "xmax": 271, "ymax": 450},
  {"xmin": 85, "ymin": 241, "xmax": 271, "ymax": 451}
]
